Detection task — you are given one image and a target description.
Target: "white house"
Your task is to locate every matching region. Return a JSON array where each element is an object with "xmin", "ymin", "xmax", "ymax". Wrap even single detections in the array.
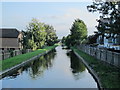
[{"xmin": 97, "ymin": 33, "xmax": 120, "ymax": 50}]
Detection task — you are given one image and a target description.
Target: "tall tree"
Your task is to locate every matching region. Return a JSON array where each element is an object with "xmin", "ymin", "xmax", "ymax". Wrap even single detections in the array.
[
  {"xmin": 44, "ymin": 25, "xmax": 58, "ymax": 46},
  {"xmin": 22, "ymin": 18, "xmax": 47, "ymax": 50},
  {"xmin": 87, "ymin": 1, "xmax": 120, "ymax": 37},
  {"xmin": 70, "ymin": 19, "xmax": 87, "ymax": 45},
  {"xmin": 22, "ymin": 18, "xmax": 58, "ymax": 50},
  {"xmin": 65, "ymin": 35, "xmax": 72, "ymax": 47}
]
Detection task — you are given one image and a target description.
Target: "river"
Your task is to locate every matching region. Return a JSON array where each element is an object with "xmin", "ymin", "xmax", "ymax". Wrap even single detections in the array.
[{"xmin": 1, "ymin": 46, "xmax": 98, "ymax": 88}]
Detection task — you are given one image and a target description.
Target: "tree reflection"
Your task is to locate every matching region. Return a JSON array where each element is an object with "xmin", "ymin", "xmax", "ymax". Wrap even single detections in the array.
[
  {"xmin": 6, "ymin": 50, "xmax": 56, "ymax": 79},
  {"xmin": 70, "ymin": 52, "xmax": 86, "ymax": 80},
  {"xmin": 29, "ymin": 50, "xmax": 56, "ymax": 79},
  {"xmin": 66, "ymin": 50, "xmax": 71, "ymax": 57}
]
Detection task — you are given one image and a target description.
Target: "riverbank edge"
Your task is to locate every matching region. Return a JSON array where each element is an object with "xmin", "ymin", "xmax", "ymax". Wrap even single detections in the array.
[
  {"xmin": 71, "ymin": 47, "xmax": 103, "ymax": 90},
  {"xmin": 0, "ymin": 45, "xmax": 58, "ymax": 79}
]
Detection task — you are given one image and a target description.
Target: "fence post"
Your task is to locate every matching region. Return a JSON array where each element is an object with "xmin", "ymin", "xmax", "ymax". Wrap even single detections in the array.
[
  {"xmin": 106, "ymin": 51, "xmax": 112, "ymax": 64},
  {"xmin": 114, "ymin": 52, "xmax": 120, "ymax": 67},
  {"xmin": 0, "ymin": 51, "xmax": 2, "ymax": 60}
]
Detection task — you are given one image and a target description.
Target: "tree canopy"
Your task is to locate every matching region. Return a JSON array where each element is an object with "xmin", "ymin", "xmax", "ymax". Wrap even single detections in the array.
[
  {"xmin": 62, "ymin": 19, "xmax": 87, "ymax": 47},
  {"xmin": 22, "ymin": 18, "xmax": 58, "ymax": 50},
  {"xmin": 70, "ymin": 19, "xmax": 87, "ymax": 45},
  {"xmin": 87, "ymin": 1, "xmax": 120, "ymax": 37},
  {"xmin": 44, "ymin": 24, "xmax": 58, "ymax": 46}
]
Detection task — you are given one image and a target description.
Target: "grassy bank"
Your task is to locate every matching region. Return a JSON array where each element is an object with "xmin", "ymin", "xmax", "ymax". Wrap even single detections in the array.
[
  {"xmin": 0, "ymin": 45, "xmax": 58, "ymax": 71},
  {"xmin": 72, "ymin": 47, "xmax": 120, "ymax": 88}
]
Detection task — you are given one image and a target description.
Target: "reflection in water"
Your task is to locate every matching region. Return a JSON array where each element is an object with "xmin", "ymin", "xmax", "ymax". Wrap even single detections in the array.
[
  {"xmin": 2, "ymin": 46, "xmax": 98, "ymax": 88},
  {"xmin": 6, "ymin": 49, "xmax": 56, "ymax": 79},
  {"xmin": 67, "ymin": 51, "xmax": 86, "ymax": 80}
]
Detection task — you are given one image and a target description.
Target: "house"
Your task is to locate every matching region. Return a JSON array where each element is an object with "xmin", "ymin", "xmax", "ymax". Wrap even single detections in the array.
[
  {"xmin": 96, "ymin": 33, "xmax": 120, "ymax": 50},
  {"xmin": 0, "ymin": 28, "xmax": 23, "ymax": 50},
  {"xmin": 96, "ymin": 12, "xmax": 120, "ymax": 50}
]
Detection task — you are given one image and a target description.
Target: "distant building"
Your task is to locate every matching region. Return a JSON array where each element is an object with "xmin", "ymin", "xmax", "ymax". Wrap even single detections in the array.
[{"xmin": 0, "ymin": 28, "xmax": 23, "ymax": 50}]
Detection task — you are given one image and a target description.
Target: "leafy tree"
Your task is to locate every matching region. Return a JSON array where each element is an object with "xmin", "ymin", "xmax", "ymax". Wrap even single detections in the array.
[
  {"xmin": 61, "ymin": 36, "xmax": 66, "ymax": 44},
  {"xmin": 70, "ymin": 19, "xmax": 87, "ymax": 45},
  {"xmin": 26, "ymin": 18, "xmax": 47, "ymax": 50},
  {"xmin": 22, "ymin": 18, "xmax": 58, "ymax": 50},
  {"xmin": 87, "ymin": 32, "xmax": 100, "ymax": 44},
  {"xmin": 44, "ymin": 25, "xmax": 58, "ymax": 46},
  {"xmin": 63, "ymin": 19, "xmax": 87, "ymax": 47},
  {"xmin": 65, "ymin": 35, "xmax": 72, "ymax": 47},
  {"xmin": 87, "ymin": 1, "xmax": 120, "ymax": 38}
]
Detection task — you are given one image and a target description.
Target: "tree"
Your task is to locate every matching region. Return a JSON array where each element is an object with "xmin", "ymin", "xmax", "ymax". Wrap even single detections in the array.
[
  {"xmin": 87, "ymin": 32, "xmax": 100, "ymax": 44},
  {"xmin": 61, "ymin": 36, "xmax": 66, "ymax": 44},
  {"xmin": 70, "ymin": 19, "xmax": 87, "ymax": 45},
  {"xmin": 63, "ymin": 19, "xmax": 87, "ymax": 47},
  {"xmin": 65, "ymin": 35, "xmax": 72, "ymax": 47},
  {"xmin": 87, "ymin": 1, "xmax": 120, "ymax": 38},
  {"xmin": 22, "ymin": 18, "xmax": 58, "ymax": 50},
  {"xmin": 22, "ymin": 18, "xmax": 47, "ymax": 50},
  {"xmin": 44, "ymin": 25, "xmax": 58, "ymax": 46}
]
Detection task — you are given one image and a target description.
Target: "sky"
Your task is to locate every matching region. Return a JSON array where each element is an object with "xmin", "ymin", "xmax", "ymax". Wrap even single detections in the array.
[{"xmin": 1, "ymin": 0, "xmax": 99, "ymax": 39}]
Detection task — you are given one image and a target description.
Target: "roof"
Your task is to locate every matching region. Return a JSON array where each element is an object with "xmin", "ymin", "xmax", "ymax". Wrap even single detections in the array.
[{"xmin": 0, "ymin": 28, "xmax": 20, "ymax": 38}]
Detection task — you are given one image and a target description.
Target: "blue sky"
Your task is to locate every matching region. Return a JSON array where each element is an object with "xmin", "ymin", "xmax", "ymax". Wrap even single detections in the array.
[{"xmin": 1, "ymin": 1, "xmax": 99, "ymax": 38}]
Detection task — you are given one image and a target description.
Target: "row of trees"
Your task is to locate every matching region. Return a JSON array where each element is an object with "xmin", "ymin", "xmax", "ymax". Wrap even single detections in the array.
[
  {"xmin": 87, "ymin": 0, "xmax": 120, "ymax": 44},
  {"xmin": 22, "ymin": 18, "xmax": 58, "ymax": 50},
  {"xmin": 62, "ymin": 19, "xmax": 87, "ymax": 47}
]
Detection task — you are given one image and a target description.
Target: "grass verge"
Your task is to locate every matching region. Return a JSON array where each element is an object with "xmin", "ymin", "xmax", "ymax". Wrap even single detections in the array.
[
  {"xmin": 0, "ymin": 45, "xmax": 58, "ymax": 71},
  {"xmin": 71, "ymin": 46, "xmax": 120, "ymax": 88}
]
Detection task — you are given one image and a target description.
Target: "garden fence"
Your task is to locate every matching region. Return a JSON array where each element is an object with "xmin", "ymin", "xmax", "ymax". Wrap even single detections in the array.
[{"xmin": 77, "ymin": 45, "xmax": 120, "ymax": 67}]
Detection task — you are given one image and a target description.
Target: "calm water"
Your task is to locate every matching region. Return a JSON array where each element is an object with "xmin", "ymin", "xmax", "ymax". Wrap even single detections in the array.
[{"xmin": 1, "ymin": 46, "xmax": 98, "ymax": 88}]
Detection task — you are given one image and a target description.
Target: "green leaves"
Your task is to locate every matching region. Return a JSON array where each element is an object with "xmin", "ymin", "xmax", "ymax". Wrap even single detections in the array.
[
  {"xmin": 44, "ymin": 25, "xmax": 58, "ymax": 46},
  {"xmin": 62, "ymin": 19, "xmax": 87, "ymax": 47},
  {"xmin": 87, "ymin": 1, "xmax": 120, "ymax": 37},
  {"xmin": 22, "ymin": 18, "xmax": 58, "ymax": 50},
  {"xmin": 70, "ymin": 19, "xmax": 87, "ymax": 45}
]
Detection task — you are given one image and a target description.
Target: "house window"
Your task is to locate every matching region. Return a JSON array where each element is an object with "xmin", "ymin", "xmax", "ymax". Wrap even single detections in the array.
[{"xmin": 108, "ymin": 38, "xmax": 112, "ymax": 43}]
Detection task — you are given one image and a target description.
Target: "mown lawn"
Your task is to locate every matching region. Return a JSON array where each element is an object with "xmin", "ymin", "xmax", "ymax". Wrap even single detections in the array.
[
  {"xmin": 72, "ymin": 47, "xmax": 120, "ymax": 88},
  {"xmin": 0, "ymin": 45, "xmax": 58, "ymax": 71}
]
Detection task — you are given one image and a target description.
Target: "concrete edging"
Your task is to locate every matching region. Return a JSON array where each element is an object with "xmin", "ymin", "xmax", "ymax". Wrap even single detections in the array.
[
  {"xmin": 0, "ymin": 48, "xmax": 56, "ymax": 79},
  {"xmin": 73, "ymin": 49, "xmax": 103, "ymax": 90}
]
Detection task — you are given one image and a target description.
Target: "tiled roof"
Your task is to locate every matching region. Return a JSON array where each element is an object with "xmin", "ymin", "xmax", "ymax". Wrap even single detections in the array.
[{"xmin": 0, "ymin": 28, "xmax": 20, "ymax": 38}]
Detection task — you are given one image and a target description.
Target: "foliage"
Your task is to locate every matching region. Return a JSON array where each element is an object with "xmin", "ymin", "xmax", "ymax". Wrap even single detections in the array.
[
  {"xmin": 62, "ymin": 19, "xmax": 87, "ymax": 47},
  {"xmin": 61, "ymin": 36, "xmax": 66, "ymax": 44},
  {"xmin": 22, "ymin": 18, "xmax": 58, "ymax": 50},
  {"xmin": 87, "ymin": 33, "xmax": 99, "ymax": 44},
  {"xmin": 70, "ymin": 19, "xmax": 87, "ymax": 45},
  {"xmin": 65, "ymin": 35, "xmax": 72, "ymax": 47},
  {"xmin": 87, "ymin": 1, "xmax": 120, "ymax": 38},
  {"xmin": 44, "ymin": 25, "xmax": 58, "ymax": 46}
]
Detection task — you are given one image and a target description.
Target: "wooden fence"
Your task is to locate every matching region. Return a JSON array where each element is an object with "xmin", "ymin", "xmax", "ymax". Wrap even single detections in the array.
[
  {"xmin": 0, "ymin": 49, "xmax": 32, "ymax": 60},
  {"xmin": 77, "ymin": 45, "xmax": 120, "ymax": 67}
]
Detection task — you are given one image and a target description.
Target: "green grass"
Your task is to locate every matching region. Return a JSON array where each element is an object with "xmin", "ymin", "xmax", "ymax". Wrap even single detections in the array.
[
  {"xmin": 0, "ymin": 45, "xmax": 58, "ymax": 71},
  {"xmin": 71, "ymin": 46, "xmax": 120, "ymax": 88}
]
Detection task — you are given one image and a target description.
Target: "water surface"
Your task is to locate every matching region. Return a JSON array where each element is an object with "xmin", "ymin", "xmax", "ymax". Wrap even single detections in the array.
[{"xmin": 1, "ymin": 46, "xmax": 98, "ymax": 88}]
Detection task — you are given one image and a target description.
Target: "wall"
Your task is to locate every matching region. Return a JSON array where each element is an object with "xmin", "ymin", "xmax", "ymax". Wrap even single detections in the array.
[
  {"xmin": 0, "ymin": 38, "xmax": 19, "ymax": 49},
  {"xmin": 77, "ymin": 45, "xmax": 120, "ymax": 67},
  {"xmin": 0, "ymin": 49, "xmax": 32, "ymax": 60},
  {"xmin": 18, "ymin": 32, "xmax": 23, "ymax": 49}
]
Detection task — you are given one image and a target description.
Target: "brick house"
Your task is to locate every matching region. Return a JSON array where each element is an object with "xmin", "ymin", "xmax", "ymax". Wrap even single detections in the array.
[{"xmin": 0, "ymin": 28, "xmax": 23, "ymax": 50}]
